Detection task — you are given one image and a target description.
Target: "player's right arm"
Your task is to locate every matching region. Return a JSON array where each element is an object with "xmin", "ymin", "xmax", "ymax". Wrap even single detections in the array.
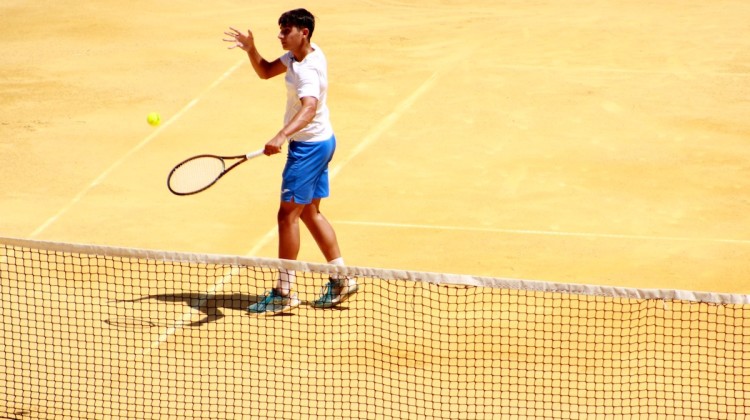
[{"xmin": 224, "ymin": 27, "xmax": 286, "ymax": 79}]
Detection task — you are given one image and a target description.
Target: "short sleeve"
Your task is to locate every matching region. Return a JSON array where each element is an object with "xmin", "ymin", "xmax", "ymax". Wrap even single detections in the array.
[
  {"xmin": 295, "ymin": 65, "xmax": 321, "ymax": 100},
  {"xmin": 279, "ymin": 52, "xmax": 293, "ymax": 68}
]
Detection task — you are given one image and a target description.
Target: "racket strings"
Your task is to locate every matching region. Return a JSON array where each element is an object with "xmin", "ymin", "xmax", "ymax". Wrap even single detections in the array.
[{"xmin": 168, "ymin": 156, "xmax": 226, "ymax": 194}]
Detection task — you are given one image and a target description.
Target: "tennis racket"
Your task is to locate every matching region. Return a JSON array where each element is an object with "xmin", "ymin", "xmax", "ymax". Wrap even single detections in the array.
[{"xmin": 167, "ymin": 149, "xmax": 264, "ymax": 195}]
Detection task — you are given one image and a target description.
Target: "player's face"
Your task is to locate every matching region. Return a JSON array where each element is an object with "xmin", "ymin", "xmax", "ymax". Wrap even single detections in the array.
[{"xmin": 278, "ymin": 25, "xmax": 307, "ymax": 51}]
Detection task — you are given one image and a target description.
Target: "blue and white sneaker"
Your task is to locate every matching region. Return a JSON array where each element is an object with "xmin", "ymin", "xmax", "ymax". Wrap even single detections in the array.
[
  {"xmin": 247, "ymin": 289, "xmax": 300, "ymax": 315},
  {"xmin": 312, "ymin": 278, "xmax": 359, "ymax": 308}
]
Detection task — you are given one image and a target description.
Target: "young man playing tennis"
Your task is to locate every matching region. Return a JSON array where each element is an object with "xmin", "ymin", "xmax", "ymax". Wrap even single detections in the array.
[{"xmin": 225, "ymin": 9, "xmax": 357, "ymax": 314}]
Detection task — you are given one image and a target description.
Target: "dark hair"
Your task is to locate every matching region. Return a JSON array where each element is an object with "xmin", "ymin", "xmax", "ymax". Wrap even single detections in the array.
[{"xmin": 278, "ymin": 8, "xmax": 316, "ymax": 39}]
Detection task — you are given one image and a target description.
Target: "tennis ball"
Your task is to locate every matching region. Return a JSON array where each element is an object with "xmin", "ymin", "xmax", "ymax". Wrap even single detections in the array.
[{"xmin": 147, "ymin": 112, "xmax": 161, "ymax": 126}]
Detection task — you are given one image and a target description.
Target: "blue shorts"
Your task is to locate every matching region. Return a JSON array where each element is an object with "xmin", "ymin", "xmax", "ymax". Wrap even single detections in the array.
[{"xmin": 281, "ymin": 135, "xmax": 336, "ymax": 204}]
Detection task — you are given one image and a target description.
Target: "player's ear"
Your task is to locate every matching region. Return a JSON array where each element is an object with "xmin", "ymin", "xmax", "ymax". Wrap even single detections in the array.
[{"xmin": 302, "ymin": 27, "xmax": 310, "ymax": 39}]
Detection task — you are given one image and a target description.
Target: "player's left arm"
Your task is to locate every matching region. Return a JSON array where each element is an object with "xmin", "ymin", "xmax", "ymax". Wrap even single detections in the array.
[
  {"xmin": 224, "ymin": 27, "xmax": 287, "ymax": 79},
  {"xmin": 264, "ymin": 96, "xmax": 318, "ymax": 155}
]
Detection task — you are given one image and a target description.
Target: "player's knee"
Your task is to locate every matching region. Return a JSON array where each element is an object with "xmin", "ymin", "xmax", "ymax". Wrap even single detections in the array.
[
  {"xmin": 300, "ymin": 206, "xmax": 322, "ymax": 225},
  {"xmin": 277, "ymin": 207, "xmax": 299, "ymax": 225}
]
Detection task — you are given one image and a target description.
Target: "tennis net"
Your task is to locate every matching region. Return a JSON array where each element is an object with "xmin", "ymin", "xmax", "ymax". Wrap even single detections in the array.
[{"xmin": 1, "ymin": 236, "xmax": 749, "ymax": 419}]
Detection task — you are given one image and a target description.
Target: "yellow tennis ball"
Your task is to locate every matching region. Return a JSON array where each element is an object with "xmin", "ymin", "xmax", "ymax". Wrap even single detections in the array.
[{"xmin": 147, "ymin": 112, "xmax": 161, "ymax": 126}]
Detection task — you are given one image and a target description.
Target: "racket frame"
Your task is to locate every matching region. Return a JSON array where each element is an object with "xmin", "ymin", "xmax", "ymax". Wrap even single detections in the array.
[{"xmin": 167, "ymin": 149, "xmax": 264, "ymax": 196}]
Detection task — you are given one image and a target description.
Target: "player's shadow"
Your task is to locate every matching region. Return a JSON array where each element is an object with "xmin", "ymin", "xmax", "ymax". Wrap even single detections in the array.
[
  {"xmin": 109, "ymin": 290, "xmax": 356, "ymax": 327},
  {"xmin": 109, "ymin": 293, "xmax": 262, "ymax": 327}
]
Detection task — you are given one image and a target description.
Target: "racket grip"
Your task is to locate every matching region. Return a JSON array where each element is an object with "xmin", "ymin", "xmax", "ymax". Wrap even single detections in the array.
[{"xmin": 246, "ymin": 149, "xmax": 264, "ymax": 159}]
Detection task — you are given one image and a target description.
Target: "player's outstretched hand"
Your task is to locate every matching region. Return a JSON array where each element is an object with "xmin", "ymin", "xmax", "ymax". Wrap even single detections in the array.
[{"xmin": 224, "ymin": 27, "xmax": 255, "ymax": 51}]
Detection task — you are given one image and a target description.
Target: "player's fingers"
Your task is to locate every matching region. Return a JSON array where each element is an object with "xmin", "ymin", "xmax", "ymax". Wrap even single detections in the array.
[{"xmin": 264, "ymin": 144, "xmax": 282, "ymax": 155}]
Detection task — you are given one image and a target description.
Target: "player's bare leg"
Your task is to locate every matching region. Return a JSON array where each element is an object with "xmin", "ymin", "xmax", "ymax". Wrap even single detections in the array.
[
  {"xmin": 300, "ymin": 198, "xmax": 341, "ymax": 262},
  {"xmin": 275, "ymin": 200, "xmax": 306, "ymax": 295},
  {"xmin": 246, "ymin": 200, "xmax": 305, "ymax": 315},
  {"xmin": 277, "ymin": 200, "xmax": 306, "ymax": 261},
  {"xmin": 301, "ymin": 199, "xmax": 359, "ymax": 308}
]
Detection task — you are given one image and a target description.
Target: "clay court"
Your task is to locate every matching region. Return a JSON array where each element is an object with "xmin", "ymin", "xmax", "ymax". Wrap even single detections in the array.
[
  {"xmin": 2, "ymin": 0, "xmax": 750, "ymax": 419},
  {"xmin": 3, "ymin": 0, "xmax": 750, "ymax": 291}
]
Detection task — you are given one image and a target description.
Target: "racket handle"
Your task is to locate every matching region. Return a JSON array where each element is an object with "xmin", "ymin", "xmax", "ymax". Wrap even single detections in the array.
[{"xmin": 246, "ymin": 149, "xmax": 264, "ymax": 159}]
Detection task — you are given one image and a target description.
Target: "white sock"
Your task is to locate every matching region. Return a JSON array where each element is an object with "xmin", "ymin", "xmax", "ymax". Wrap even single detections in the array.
[
  {"xmin": 276, "ymin": 269, "xmax": 295, "ymax": 296},
  {"xmin": 328, "ymin": 257, "xmax": 345, "ymax": 266},
  {"xmin": 328, "ymin": 257, "xmax": 345, "ymax": 281}
]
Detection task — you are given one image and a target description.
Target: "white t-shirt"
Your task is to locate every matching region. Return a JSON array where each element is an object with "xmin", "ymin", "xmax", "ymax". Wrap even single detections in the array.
[{"xmin": 279, "ymin": 43, "xmax": 333, "ymax": 142}]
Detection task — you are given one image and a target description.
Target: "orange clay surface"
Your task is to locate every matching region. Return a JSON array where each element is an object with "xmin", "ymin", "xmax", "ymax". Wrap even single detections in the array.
[
  {"xmin": 3, "ymin": 2, "xmax": 750, "ymax": 419},
  {"xmin": 2, "ymin": 0, "xmax": 750, "ymax": 294}
]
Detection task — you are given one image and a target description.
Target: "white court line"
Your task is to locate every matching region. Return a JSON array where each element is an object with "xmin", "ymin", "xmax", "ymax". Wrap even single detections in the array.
[
  {"xmin": 245, "ymin": 71, "xmax": 441, "ymax": 256},
  {"xmin": 29, "ymin": 58, "xmax": 247, "ymax": 239},
  {"xmin": 337, "ymin": 220, "xmax": 750, "ymax": 245},
  {"xmin": 24, "ymin": 58, "xmax": 246, "ymax": 356}
]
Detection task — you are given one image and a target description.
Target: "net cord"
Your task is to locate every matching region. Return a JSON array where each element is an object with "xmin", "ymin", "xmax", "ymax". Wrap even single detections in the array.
[{"xmin": 2, "ymin": 235, "xmax": 747, "ymax": 305}]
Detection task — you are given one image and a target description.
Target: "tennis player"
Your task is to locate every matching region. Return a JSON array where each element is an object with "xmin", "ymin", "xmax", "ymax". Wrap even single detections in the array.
[{"xmin": 225, "ymin": 9, "xmax": 357, "ymax": 314}]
